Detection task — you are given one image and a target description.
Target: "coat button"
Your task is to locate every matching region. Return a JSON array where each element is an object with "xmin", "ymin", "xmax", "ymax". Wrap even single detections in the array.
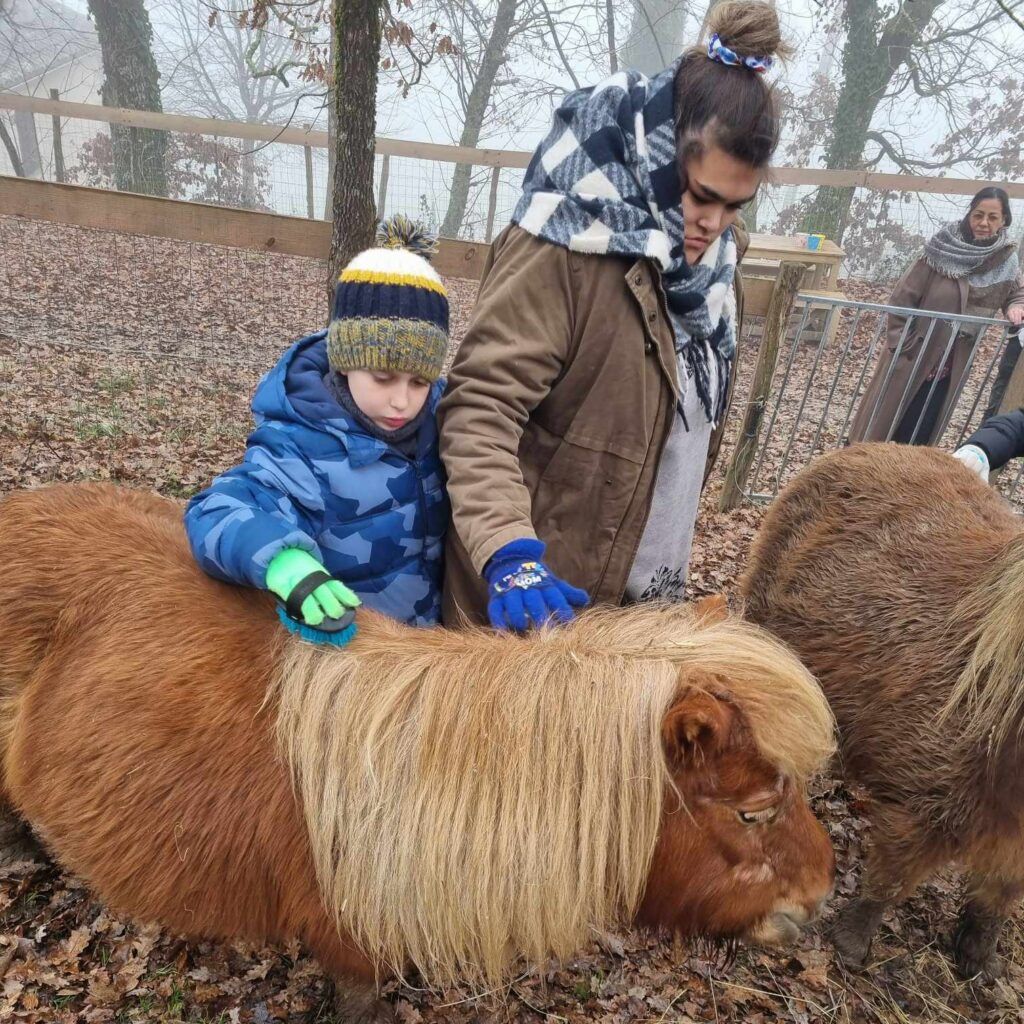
[
  {"xmin": 634, "ymin": 273, "xmax": 643, "ymax": 286},
  {"xmin": 647, "ymin": 310, "xmax": 657, "ymax": 323},
  {"xmin": 644, "ymin": 340, "xmax": 654, "ymax": 353}
]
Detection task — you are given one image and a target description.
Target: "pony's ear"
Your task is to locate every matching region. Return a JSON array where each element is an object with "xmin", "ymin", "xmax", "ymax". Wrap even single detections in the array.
[
  {"xmin": 661, "ymin": 683, "xmax": 735, "ymax": 768},
  {"xmin": 690, "ymin": 594, "xmax": 729, "ymax": 625}
]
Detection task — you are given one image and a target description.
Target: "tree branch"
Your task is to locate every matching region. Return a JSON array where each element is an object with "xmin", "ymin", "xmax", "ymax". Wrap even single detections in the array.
[
  {"xmin": 992, "ymin": 0, "xmax": 1024, "ymax": 32},
  {"xmin": 536, "ymin": 0, "xmax": 580, "ymax": 87}
]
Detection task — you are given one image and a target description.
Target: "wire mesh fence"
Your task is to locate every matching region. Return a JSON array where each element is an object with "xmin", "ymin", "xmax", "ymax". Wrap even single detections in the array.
[
  {"xmin": 7, "ymin": 101, "xmax": 1023, "ymax": 262},
  {"xmin": 0, "ymin": 107, "xmax": 527, "ymax": 242}
]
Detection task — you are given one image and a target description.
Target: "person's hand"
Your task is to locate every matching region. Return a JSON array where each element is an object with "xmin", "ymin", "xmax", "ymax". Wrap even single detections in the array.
[
  {"xmin": 265, "ymin": 548, "xmax": 360, "ymax": 626},
  {"xmin": 1007, "ymin": 305, "xmax": 1024, "ymax": 327},
  {"xmin": 951, "ymin": 444, "xmax": 990, "ymax": 483},
  {"xmin": 484, "ymin": 539, "xmax": 589, "ymax": 631}
]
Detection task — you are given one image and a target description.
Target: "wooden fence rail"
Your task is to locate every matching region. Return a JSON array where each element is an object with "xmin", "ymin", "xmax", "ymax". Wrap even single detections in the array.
[
  {"xmin": 3, "ymin": 92, "xmax": 1022, "ymax": 199},
  {"xmin": 0, "ymin": 175, "xmax": 492, "ymax": 279}
]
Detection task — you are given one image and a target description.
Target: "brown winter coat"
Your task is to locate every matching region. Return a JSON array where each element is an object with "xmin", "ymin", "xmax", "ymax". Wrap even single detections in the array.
[
  {"xmin": 848, "ymin": 253, "xmax": 1024, "ymax": 444},
  {"xmin": 438, "ymin": 225, "xmax": 747, "ymax": 627}
]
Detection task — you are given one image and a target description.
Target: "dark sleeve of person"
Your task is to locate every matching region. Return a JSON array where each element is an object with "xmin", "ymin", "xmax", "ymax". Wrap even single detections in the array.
[{"xmin": 967, "ymin": 407, "xmax": 1024, "ymax": 471}]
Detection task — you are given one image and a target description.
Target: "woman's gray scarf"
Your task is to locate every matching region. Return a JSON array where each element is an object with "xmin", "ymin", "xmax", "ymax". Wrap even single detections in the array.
[
  {"xmin": 512, "ymin": 60, "xmax": 737, "ymax": 426},
  {"xmin": 924, "ymin": 222, "xmax": 1018, "ymax": 287}
]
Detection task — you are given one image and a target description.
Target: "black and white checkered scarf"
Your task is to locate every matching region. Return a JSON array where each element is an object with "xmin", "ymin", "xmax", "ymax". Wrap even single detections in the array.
[{"xmin": 512, "ymin": 60, "xmax": 737, "ymax": 425}]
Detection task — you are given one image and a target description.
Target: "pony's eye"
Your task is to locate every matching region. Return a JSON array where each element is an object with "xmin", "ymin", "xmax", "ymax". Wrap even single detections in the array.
[{"xmin": 738, "ymin": 806, "xmax": 778, "ymax": 826}]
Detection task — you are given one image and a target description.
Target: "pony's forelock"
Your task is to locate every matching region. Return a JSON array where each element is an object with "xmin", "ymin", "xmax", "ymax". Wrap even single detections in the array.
[{"xmin": 270, "ymin": 602, "xmax": 833, "ymax": 989}]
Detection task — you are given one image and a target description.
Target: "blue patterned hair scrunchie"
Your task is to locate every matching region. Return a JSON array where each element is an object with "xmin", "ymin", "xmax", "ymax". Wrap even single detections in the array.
[{"xmin": 707, "ymin": 32, "xmax": 773, "ymax": 73}]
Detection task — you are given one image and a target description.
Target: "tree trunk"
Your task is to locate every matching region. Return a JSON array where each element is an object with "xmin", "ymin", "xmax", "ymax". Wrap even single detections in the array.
[
  {"xmin": 439, "ymin": 0, "xmax": 519, "ymax": 239},
  {"xmin": 87, "ymin": 0, "xmax": 168, "ymax": 197},
  {"xmin": 324, "ymin": 29, "xmax": 336, "ymax": 221},
  {"xmin": 327, "ymin": 0, "xmax": 383, "ymax": 308},
  {"xmin": 0, "ymin": 118, "xmax": 25, "ymax": 177},
  {"xmin": 13, "ymin": 110, "xmax": 41, "ymax": 177},
  {"xmin": 801, "ymin": 0, "xmax": 946, "ymax": 241},
  {"xmin": 619, "ymin": 0, "xmax": 689, "ymax": 75}
]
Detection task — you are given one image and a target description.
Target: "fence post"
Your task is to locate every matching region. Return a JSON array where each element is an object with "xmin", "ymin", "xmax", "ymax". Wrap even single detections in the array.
[
  {"xmin": 485, "ymin": 165, "xmax": 500, "ymax": 242},
  {"xmin": 376, "ymin": 153, "xmax": 390, "ymax": 220},
  {"xmin": 719, "ymin": 260, "xmax": 805, "ymax": 511},
  {"xmin": 987, "ymin": 328, "xmax": 1024, "ymax": 485},
  {"xmin": 49, "ymin": 88, "xmax": 65, "ymax": 183},
  {"xmin": 304, "ymin": 141, "xmax": 314, "ymax": 219}
]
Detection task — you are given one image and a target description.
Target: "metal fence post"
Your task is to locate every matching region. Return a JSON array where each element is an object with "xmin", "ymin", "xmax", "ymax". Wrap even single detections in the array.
[
  {"xmin": 485, "ymin": 166, "xmax": 500, "ymax": 242},
  {"xmin": 376, "ymin": 153, "xmax": 390, "ymax": 220},
  {"xmin": 988, "ymin": 327, "xmax": 1024, "ymax": 485},
  {"xmin": 304, "ymin": 141, "xmax": 314, "ymax": 219},
  {"xmin": 49, "ymin": 88, "xmax": 65, "ymax": 183},
  {"xmin": 719, "ymin": 261, "xmax": 805, "ymax": 510}
]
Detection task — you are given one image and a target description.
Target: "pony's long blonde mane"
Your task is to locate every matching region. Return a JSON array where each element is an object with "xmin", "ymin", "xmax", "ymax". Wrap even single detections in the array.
[
  {"xmin": 942, "ymin": 536, "xmax": 1024, "ymax": 752},
  {"xmin": 271, "ymin": 603, "xmax": 833, "ymax": 988}
]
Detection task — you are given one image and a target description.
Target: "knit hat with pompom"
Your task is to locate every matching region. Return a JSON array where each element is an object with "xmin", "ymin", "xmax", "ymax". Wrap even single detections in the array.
[{"xmin": 327, "ymin": 215, "xmax": 449, "ymax": 382}]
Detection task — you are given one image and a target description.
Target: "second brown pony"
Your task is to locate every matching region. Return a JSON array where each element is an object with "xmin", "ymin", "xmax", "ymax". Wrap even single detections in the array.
[
  {"xmin": 1, "ymin": 483, "xmax": 834, "ymax": 1011},
  {"xmin": 742, "ymin": 443, "xmax": 1024, "ymax": 980}
]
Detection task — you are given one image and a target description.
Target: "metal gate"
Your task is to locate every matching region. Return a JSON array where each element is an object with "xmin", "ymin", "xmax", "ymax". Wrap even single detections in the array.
[{"xmin": 728, "ymin": 293, "xmax": 1022, "ymax": 506}]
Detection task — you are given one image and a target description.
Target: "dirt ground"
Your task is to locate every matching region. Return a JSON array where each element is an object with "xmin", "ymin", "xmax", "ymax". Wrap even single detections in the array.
[{"xmin": 1, "ymin": 217, "xmax": 1023, "ymax": 1024}]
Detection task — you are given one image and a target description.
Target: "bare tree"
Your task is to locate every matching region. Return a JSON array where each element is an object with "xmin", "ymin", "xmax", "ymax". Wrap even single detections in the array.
[
  {"xmin": 439, "ymin": 0, "xmax": 520, "ymax": 237},
  {"xmin": 396, "ymin": 0, "xmax": 609, "ymax": 238},
  {"xmin": 618, "ymin": 0, "xmax": 689, "ymax": 75},
  {"xmin": 154, "ymin": 1, "xmax": 327, "ymax": 206},
  {"xmin": 327, "ymin": 0, "xmax": 384, "ymax": 294},
  {"xmin": 87, "ymin": 0, "xmax": 169, "ymax": 196},
  {"xmin": 801, "ymin": 0, "xmax": 1024, "ymax": 241}
]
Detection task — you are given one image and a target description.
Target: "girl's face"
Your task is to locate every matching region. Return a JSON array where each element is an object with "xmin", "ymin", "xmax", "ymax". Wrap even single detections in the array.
[
  {"xmin": 346, "ymin": 369, "xmax": 431, "ymax": 431},
  {"xmin": 968, "ymin": 199, "xmax": 1005, "ymax": 240},
  {"xmin": 681, "ymin": 143, "xmax": 761, "ymax": 264}
]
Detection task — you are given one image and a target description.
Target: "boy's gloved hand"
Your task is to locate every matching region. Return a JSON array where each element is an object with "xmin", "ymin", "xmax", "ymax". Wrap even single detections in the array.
[
  {"xmin": 484, "ymin": 538, "xmax": 589, "ymax": 632},
  {"xmin": 265, "ymin": 548, "xmax": 360, "ymax": 626},
  {"xmin": 952, "ymin": 444, "xmax": 990, "ymax": 483}
]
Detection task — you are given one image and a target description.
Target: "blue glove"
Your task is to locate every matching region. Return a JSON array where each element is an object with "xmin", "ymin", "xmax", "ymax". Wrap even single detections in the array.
[{"xmin": 483, "ymin": 538, "xmax": 589, "ymax": 632}]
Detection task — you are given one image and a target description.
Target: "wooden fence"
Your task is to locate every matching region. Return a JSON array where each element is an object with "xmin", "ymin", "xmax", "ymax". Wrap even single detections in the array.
[
  {"xmin": 3, "ymin": 92, "xmax": 1024, "ymax": 241},
  {"xmin": 0, "ymin": 175, "xmax": 492, "ymax": 279}
]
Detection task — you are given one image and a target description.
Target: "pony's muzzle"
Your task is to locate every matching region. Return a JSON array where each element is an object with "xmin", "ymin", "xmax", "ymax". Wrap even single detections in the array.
[{"xmin": 744, "ymin": 894, "xmax": 830, "ymax": 947}]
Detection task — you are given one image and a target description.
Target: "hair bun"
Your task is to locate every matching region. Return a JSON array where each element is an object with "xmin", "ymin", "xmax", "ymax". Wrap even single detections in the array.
[{"xmin": 707, "ymin": 1, "xmax": 793, "ymax": 62}]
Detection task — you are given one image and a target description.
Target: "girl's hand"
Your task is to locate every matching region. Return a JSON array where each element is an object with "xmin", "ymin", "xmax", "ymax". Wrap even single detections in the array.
[{"xmin": 1008, "ymin": 305, "xmax": 1024, "ymax": 326}]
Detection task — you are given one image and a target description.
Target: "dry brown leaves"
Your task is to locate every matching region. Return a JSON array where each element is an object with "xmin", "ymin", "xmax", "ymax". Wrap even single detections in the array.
[{"xmin": 2, "ymin": 218, "xmax": 1023, "ymax": 1023}]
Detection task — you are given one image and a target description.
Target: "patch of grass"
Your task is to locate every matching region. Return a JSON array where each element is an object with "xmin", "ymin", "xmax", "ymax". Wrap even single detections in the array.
[
  {"xmin": 96, "ymin": 371, "xmax": 138, "ymax": 396},
  {"xmin": 132, "ymin": 991, "xmax": 155, "ymax": 1015},
  {"xmin": 71, "ymin": 401, "xmax": 126, "ymax": 440},
  {"xmin": 160, "ymin": 476, "xmax": 197, "ymax": 499},
  {"xmin": 166, "ymin": 981, "xmax": 186, "ymax": 1018}
]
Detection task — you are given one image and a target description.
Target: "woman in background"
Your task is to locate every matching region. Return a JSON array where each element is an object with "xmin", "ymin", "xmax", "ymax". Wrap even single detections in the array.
[{"xmin": 849, "ymin": 188, "xmax": 1023, "ymax": 446}]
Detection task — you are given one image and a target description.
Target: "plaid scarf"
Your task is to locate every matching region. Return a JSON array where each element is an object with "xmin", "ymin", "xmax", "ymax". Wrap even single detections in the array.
[{"xmin": 512, "ymin": 60, "xmax": 737, "ymax": 425}]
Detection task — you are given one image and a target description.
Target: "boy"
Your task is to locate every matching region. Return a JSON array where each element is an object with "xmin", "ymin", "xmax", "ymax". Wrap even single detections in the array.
[{"xmin": 185, "ymin": 217, "xmax": 449, "ymax": 628}]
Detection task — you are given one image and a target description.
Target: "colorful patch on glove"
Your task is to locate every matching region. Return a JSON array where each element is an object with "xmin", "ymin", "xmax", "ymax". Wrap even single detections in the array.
[{"xmin": 493, "ymin": 561, "xmax": 549, "ymax": 594}]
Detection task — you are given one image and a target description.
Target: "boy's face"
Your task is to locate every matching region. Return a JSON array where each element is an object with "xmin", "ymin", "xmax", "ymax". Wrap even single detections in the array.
[{"xmin": 346, "ymin": 369, "xmax": 432, "ymax": 432}]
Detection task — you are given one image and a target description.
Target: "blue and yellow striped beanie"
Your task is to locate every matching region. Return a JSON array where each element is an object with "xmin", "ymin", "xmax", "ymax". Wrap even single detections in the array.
[{"xmin": 327, "ymin": 215, "xmax": 449, "ymax": 383}]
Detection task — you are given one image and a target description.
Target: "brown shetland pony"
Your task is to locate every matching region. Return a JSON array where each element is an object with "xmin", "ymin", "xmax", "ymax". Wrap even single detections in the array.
[
  {"xmin": 742, "ymin": 443, "xmax": 1024, "ymax": 981},
  {"xmin": 0, "ymin": 483, "xmax": 834, "ymax": 1015}
]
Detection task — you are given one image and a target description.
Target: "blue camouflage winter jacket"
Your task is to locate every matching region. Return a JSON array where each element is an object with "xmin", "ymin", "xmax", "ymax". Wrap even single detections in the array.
[{"xmin": 184, "ymin": 331, "xmax": 448, "ymax": 626}]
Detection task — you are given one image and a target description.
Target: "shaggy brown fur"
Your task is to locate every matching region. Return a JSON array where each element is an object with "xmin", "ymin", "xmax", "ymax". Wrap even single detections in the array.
[
  {"xmin": 1, "ymin": 483, "xmax": 834, "ymax": 997},
  {"xmin": 741, "ymin": 443, "xmax": 1024, "ymax": 980}
]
